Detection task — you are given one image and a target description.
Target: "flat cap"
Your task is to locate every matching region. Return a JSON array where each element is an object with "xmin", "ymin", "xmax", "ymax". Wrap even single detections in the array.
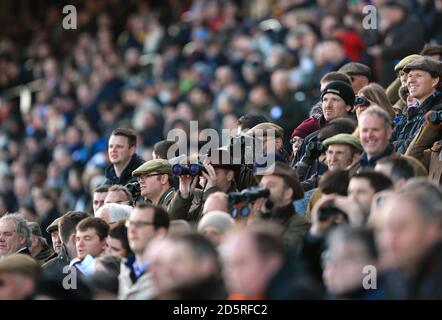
[
  {"xmin": 394, "ymin": 54, "xmax": 422, "ymax": 73},
  {"xmin": 132, "ymin": 159, "xmax": 171, "ymax": 177},
  {"xmin": 0, "ymin": 254, "xmax": 40, "ymax": 279},
  {"xmin": 403, "ymin": 56, "xmax": 442, "ymax": 78},
  {"xmin": 338, "ymin": 62, "xmax": 371, "ymax": 79},
  {"xmin": 28, "ymin": 222, "xmax": 42, "ymax": 237},
  {"xmin": 323, "ymin": 133, "xmax": 362, "ymax": 151},
  {"xmin": 246, "ymin": 122, "xmax": 284, "ymax": 139},
  {"xmin": 255, "ymin": 161, "xmax": 304, "ymax": 200},
  {"xmin": 46, "ymin": 217, "xmax": 61, "ymax": 234}
]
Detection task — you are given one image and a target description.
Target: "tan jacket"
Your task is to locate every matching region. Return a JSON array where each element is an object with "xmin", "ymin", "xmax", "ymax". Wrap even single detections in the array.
[
  {"xmin": 406, "ymin": 121, "xmax": 442, "ymax": 184},
  {"xmin": 118, "ymin": 260, "xmax": 154, "ymax": 300}
]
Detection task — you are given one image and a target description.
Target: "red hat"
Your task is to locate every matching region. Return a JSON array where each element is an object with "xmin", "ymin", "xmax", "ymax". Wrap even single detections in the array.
[{"xmin": 291, "ymin": 117, "xmax": 320, "ymax": 139}]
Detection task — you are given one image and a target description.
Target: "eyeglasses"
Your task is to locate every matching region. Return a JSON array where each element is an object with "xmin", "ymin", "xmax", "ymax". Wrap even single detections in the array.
[
  {"xmin": 354, "ymin": 96, "xmax": 370, "ymax": 107},
  {"xmin": 137, "ymin": 173, "xmax": 162, "ymax": 180},
  {"xmin": 125, "ymin": 220, "xmax": 154, "ymax": 228}
]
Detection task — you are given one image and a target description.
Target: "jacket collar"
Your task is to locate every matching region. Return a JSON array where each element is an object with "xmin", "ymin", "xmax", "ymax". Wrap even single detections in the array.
[
  {"xmin": 359, "ymin": 144, "xmax": 394, "ymax": 168},
  {"xmin": 407, "ymin": 91, "xmax": 441, "ymax": 117}
]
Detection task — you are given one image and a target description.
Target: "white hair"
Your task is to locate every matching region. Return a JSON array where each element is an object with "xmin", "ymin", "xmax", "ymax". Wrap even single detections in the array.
[{"xmin": 95, "ymin": 203, "xmax": 132, "ymax": 223}]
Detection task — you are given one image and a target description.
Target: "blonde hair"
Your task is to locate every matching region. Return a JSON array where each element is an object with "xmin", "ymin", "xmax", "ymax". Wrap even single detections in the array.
[{"xmin": 358, "ymin": 83, "xmax": 395, "ymax": 120}]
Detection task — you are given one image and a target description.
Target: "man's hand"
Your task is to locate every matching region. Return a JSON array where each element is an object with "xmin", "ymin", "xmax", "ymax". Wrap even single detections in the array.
[
  {"xmin": 201, "ymin": 161, "xmax": 218, "ymax": 190},
  {"xmin": 310, "ymin": 195, "xmax": 340, "ymax": 237},
  {"xmin": 179, "ymin": 175, "xmax": 198, "ymax": 199}
]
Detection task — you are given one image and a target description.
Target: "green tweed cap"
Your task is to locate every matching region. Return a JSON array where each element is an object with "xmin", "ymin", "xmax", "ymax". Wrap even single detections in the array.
[
  {"xmin": 132, "ymin": 159, "xmax": 171, "ymax": 177},
  {"xmin": 323, "ymin": 133, "xmax": 362, "ymax": 151},
  {"xmin": 394, "ymin": 54, "xmax": 422, "ymax": 73},
  {"xmin": 46, "ymin": 217, "xmax": 61, "ymax": 234},
  {"xmin": 28, "ymin": 222, "xmax": 42, "ymax": 237},
  {"xmin": 403, "ymin": 56, "xmax": 442, "ymax": 78}
]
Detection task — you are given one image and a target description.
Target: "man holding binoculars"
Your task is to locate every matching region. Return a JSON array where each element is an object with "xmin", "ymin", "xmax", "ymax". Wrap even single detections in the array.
[
  {"xmin": 236, "ymin": 161, "xmax": 310, "ymax": 250},
  {"xmin": 168, "ymin": 149, "xmax": 240, "ymax": 223},
  {"xmin": 131, "ymin": 159, "xmax": 175, "ymax": 209}
]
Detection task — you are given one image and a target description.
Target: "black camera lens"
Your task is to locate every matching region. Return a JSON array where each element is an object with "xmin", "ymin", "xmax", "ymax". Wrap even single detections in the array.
[
  {"xmin": 428, "ymin": 111, "xmax": 442, "ymax": 124},
  {"xmin": 354, "ymin": 96, "xmax": 370, "ymax": 106}
]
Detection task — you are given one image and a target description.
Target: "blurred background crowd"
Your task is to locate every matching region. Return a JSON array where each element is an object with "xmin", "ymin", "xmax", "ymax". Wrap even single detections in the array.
[{"xmin": 0, "ymin": 0, "xmax": 442, "ymax": 300}]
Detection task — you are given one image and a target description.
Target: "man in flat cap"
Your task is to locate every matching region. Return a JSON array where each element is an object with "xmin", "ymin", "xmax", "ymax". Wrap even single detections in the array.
[
  {"xmin": 392, "ymin": 56, "xmax": 442, "ymax": 154},
  {"xmin": 132, "ymin": 159, "xmax": 175, "ymax": 209},
  {"xmin": 251, "ymin": 162, "xmax": 311, "ymax": 250},
  {"xmin": 46, "ymin": 217, "xmax": 62, "ymax": 255},
  {"xmin": 386, "ymin": 54, "xmax": 422, "ymax": 108},
  {"xmin": 303, "ymin": 133, "xmax": 363, "ymax": 220},
  {"xmin": 246, "ymin": 122, "xmax": 290, "ymax": 163},
  {"xmin": 323, "ymin": 133, "xmax": 362, "ymax": 172},
  {"xmin": 28, "ymin": 222, "xmax": 56, "ymax": 265},
  {"xmin": 0, "ymin": 254, "xmax": 40, "ymax": 300},
  {"xmin": 338, "ymin": 62, "xmax": 371, "ymax": 94}
]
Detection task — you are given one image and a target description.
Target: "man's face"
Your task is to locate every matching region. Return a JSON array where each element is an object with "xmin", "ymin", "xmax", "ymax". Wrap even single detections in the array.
[
  {"xmin": 138, "ymin": 173, "xmax": 164, "ymax": 200},
  {"xmin": 0, "ymin": 220, "xmax": 25, "ymax": 256},
  {"xmin": 259, "ymin": 175, "xmax": 290, "ymax": 207},
  {"xmin": 323, "ymin": 239, "xmax": 372, "ymax": 295},
  {"xmin": 51, "ymin": 229, "xmax": 62, "ymax": 254},
  {"xmin": 222, "ymin": 233, "xmax": 275, "ymax": 297},
  {"xmin": 127, "ymin": 208, "xmax": 155, "ymax": 254},
  {"xmin": 76, "ymin": 228, "xmax": 106, "ymax": 260},
  {"xmin": 105, "ymin": 236, "xmax": 127, "ymax": 257},
  {"xmin": 326, "ymin": 144, "xmax": 355, "ymax": 171},
  {"xmin": 167, "ymin": 242, "xmax": 206, "ymax": 288},
  {"xmin": 348, "ymin": 178, "xmax": 376, "ymax": 216},
  {"xmin": 93, "ymin": 192, "xmax": 108, "ymax": 213},
  {"xmin": 407, "ymin": 69, "xmax": 438, "ymax": 102},
  {"xmin": 0, "ymin": 272, "xmax": 34, "ymax": 300},
  {"xmin": 359, "ymin": 114, "xmax": 391, "ymax": 158},
  {"xmin": 108, "ymin": 135, "xmax": 134, "ymax": 166},
  {"xmin": 322, "ymin": 93, "xmax": 351, "ymax": 121},
  {"xmin": 350, "ymin": 75, "xmax": 369, "ymax": 94},
  {"xmin": 104, "ymin": 190, "xmax": 129, "ymax": 205},
  {"xmin": 379, "ymin": 198, "xmax": 440, "ymax": 274}
]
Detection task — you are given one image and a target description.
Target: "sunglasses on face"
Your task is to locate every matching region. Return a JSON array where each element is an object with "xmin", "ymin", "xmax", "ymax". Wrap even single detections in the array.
[{"xmin": 354, "ymin": 96, "xmax": 370, "ymax": 107}]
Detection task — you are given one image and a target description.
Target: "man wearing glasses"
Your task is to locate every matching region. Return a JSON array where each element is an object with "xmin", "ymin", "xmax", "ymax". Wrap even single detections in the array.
[
  {"xmin": 119, "ymin": 202, "xmax": 169, "ymax": 300},
  {"xmin": 131, "ymin": 159, "xmax": 175, "ymax": 209}
]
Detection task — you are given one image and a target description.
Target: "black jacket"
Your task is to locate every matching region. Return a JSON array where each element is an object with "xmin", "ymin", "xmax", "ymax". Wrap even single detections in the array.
[
  {"xmin": 104, "ymin": 154, "xmax": 145, "ymax": 186},
  {"xmin": 392, "ymin": 92, "xmax": 442, "ymax": 154}
]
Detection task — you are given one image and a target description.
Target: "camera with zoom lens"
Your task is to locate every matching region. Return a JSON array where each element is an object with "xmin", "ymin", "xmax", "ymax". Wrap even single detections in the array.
[
  {"xmin": 126, "ymin": 181, "xmax": 141, "ymax": 200},
  {"xmin": 229, "ymin": 187, "xmax": 270, "ymax": 219},
  {"xmin": 228, "ymin": 187, "xmax": 270, "ymax": 206},
  {"xmin": 172, "ymin": 163, "xmax": 207, "ymax": 176},
  {"xmin": 428, "ymin": 110, "xmax": 442, "ymax": 125}
]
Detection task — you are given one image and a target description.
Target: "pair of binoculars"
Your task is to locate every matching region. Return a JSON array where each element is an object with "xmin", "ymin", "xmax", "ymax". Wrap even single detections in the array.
[{"xmin": 172, "ymin": 163, "xmax": 207, "ymax": 176}]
